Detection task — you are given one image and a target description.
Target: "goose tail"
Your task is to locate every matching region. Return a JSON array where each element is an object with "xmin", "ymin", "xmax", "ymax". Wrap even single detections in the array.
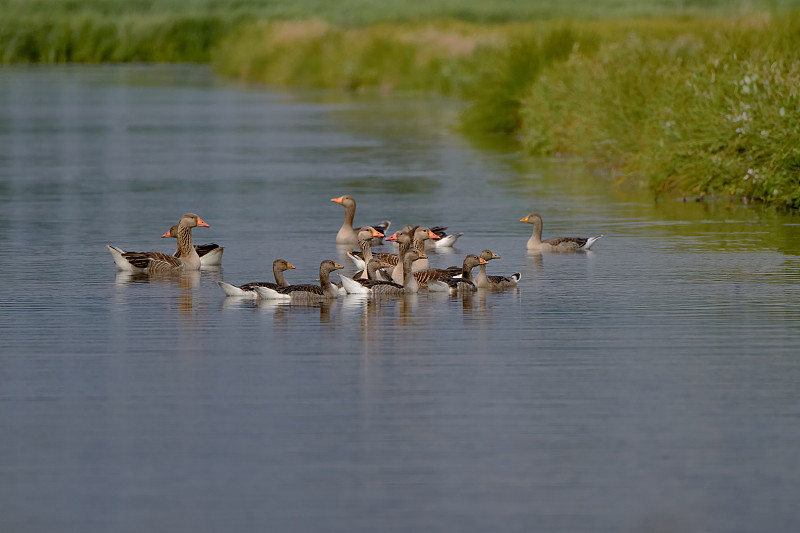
[
  {"xmin": 582, "ymin": 235, "xmax": 604, "ymax": 251},
  {"xmin": 254, "ymin": 286, "xmax": 290, "ymax": 300}
]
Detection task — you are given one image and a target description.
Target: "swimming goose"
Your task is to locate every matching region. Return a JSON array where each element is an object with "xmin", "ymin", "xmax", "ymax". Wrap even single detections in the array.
[
  {"xmin": 255, "ymin": 260, "xmax": 343, "ymax": 300},
  {"xmin": 474, "ymin": 250, "xmax": 521, "ymax": 289},
  {"xmin": 429, "ymin": 254, "xmax": 487, "ymax": 294},
  {"xmin": 331, "ymin": 195, "xmax": 389, "ymax": 246},
  {"xmin": 162, "ymin": 224, "xmax": 223, "ymax": 267},
  {"xmin": 385, "ymin": 227, "xmax": 415, "ymax": 284},
  {"xmin": 216, "ymin": 259, "xmax": 296, "ymax": 298},
  {"xmin": 341, "ymin": 250, "xmax": 426, "ymax": 295},
  {"xmin": 344, "ymin": 226, "xmax": 385, "ymax": 276},
  {"xmin": 371, "ymin": 220, "xmax": 391, "ymax": 245},
  {"xmin": 339, "ymin": 258, "xmax": 390, "ymax": 294},
  {"xmin": 107, "ymin": 213, "xmax": 209, "ymax": 273},
  {"xmin": 355, "ymin": 224, "xmax": 415, "ymax": 271},
  {"xmin": 335, "ymin": 257, "xmax": 388, "ymax": 294},
  {"xmin": 520, "ymin": 213, "xmax": 603, "ymax": 252},
  {"xmin": 411, "ymin": 226, "xmax": 441, "ymax": 271},
  {"xmin": 429, "ymin": 226, "xmax": 464, "ymax": 248}
]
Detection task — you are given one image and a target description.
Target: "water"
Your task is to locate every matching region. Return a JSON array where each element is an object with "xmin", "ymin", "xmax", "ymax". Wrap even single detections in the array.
[{"xmin": 1, "ymin": 65, "xmax": 799, "ymax": 533}]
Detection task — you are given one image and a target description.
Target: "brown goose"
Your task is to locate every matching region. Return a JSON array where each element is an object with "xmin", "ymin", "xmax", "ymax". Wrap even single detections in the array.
[
  {"xmin": 331, "ymin": 195, "xmax": 389, "ymax": 246},
  {"xmin": 344, "ymin": 226, "xmax": 385, "ymax": 278},
  {"xmin": 255, "ymin": 260, "xmax": 343, "ymax": 300},
  {"xmin": 429, "ymin": 254, "xmax": 487, "ymax": 294},
  {"xmin": 162, "ymin": 224, "xmax": 223, "ymax": 267},
  {"xmin": 341, "ymin": 250, "xmax": 426, "ymax": 295},
  {"xmin": 107, "ymin": 213, "xmax": 209, "ymax": 274},
  {"xmin": 520, "ymin": 213, "xmax": 603, "ymax": 252},
  {"xmin": 411, "ymin": 226, "xmax": 441, "ymax": 271},
  {"xmin": 334, "ymin": 257, "xmax": 388, "ymax": 294},
  {"xmin": 474, "ymin": 250, "xmax": 521, "ymax": 289},
  {"xmin": 217, "ymin": 259, "xmax": 296, "ymax": 298},
  {"xmin": 385, "ymin": 227, "xmax": 415, "ymax": 284}
]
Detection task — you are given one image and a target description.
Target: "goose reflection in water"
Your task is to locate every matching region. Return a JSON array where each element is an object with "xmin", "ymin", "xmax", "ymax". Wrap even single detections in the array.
[
  {"xmin": 114, "ymin": 269, "xmax": 201, "ymax": 289},
  {"xmin": 265, "ymin": 299, "xmax": 335, "ymax": 324}
]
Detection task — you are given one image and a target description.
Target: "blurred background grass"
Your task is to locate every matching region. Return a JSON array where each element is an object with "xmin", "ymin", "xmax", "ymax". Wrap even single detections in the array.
[{"xmin": 3, "ymin": 0, "xmax": 800, "ymax": 208}]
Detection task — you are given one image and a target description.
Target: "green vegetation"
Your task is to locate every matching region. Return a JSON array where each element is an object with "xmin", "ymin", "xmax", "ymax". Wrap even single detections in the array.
[
  {"xmin": 518, "ymin": 16, "xmax": 800, "ymax": 207},
  {"xmin": 2, "ymin": 0, "xmax": 800, "ymax": 208},
  {"xmin": 4, "ymin": 0, "xmax": 798, "ymax": 25}
]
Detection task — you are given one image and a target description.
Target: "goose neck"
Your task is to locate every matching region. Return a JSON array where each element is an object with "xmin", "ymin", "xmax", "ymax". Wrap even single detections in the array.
[{"xmin": 177, "ymin": 225, "xmax": 201, "ymax": 268}]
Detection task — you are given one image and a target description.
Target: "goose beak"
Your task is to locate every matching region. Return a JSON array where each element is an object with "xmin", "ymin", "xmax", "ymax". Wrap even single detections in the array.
[
  {"xmin": 334, "ymin": 262, "xmax": 344, "ymax": 270},
  {"xmin": 492, "ymin": 253, "xmax": 500, "ymax": 259},
  {"xmin": 331, "ymin": 196, "xmax": 344, "ymax": 205},
  {"xmin": 160, "ymin": 229, "xmax": 171, "ymax": 238},
  {"xmin": 385, "ymin": 233, "xmax": 398, "ymax": 242},
  {"xmin": 479, "ymin": 258, "xmax": 488, "ymax": 265},
  {"xmin": 286, "ymin": 263, "xmax": 296, "ymax": 270},
  {"xmin": 371, "ymin": 228, "xmax": 384, "ymax": 238},
  {"xmin": 419, "ymin": 252, "xmax": 427, "ymax": 259},
  {"xmin": 196, "ymin": 217, "xmax": 210, "ymax": 227},
  {"xmin": 428, "ymin": 230, "xmax": 441, "ymax": 240}
]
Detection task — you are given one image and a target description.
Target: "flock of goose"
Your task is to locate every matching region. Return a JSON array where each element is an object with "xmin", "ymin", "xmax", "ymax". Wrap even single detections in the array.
[{"xmin": 107, "ymin": 196, "xmax": 603, "ymax": 302}]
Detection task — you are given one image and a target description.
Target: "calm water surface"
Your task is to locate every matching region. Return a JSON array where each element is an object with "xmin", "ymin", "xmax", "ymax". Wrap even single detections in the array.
[{"xmin": 1, "ymin": 65, "xmax": 799, "ymax": 533}]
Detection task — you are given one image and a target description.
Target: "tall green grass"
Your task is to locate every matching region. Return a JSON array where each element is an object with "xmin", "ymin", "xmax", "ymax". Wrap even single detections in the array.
[
  {"xmin": 212, "ymin": 20, "xmax": 502, "ymax": 93},
  {"xmin": 517, "ymin": 16, "xmax": 800, "ymax": 207},
  {"xmin": 4, "ymin": 0, "xmax": 799, "ymax": 25},
  {"xmin": 0, "ymin": 14, "xmax": 232, "ymax": 62}
]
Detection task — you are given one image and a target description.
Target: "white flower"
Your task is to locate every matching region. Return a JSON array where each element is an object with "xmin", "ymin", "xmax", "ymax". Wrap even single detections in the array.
[{"xmin": 780, "ymin": 107, "xmax": 786, "ymax": 117}]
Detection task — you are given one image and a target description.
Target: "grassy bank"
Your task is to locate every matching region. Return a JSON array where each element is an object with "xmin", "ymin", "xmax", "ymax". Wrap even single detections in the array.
[
  {"xmin": 518, "ymin": 16, "xmax": 800, "ymax": 208},
  {"xmin": 212, "ymin": 16, "xmax": 800, "ymax": 208},
  {"xmin": 3, "ymin": 0, "xmax": 800, "ymax": 208}
]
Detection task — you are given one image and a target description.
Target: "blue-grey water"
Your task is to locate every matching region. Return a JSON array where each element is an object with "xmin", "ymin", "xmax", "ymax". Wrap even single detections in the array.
[{"xmin": 1, "ymin": 65, "xmax": 799, "ymax": 533}]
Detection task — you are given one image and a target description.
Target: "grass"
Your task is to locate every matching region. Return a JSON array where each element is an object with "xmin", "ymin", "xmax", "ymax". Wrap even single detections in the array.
[
  {"xmin": 3, "ymin": 0, "xmax": 800, "ymax": 207},
  {"xmin": 516, "ymin": 16, "xmax": 800, "ymax": 207},
  {"xmin": 4, "ymin": 0, "xmax": 800, "ymax": 24}
]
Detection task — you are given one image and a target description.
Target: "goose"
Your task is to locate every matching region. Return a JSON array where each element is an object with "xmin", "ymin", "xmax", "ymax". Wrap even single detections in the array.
[
  {"xmin": 335, "ymin": 257, "xmax": 389, "ymax": 295},
  {"xmin": 107, "ymin": 213, "xmax": 209, "ymax": 273},
  {"xmin": 520, "ymin": 213, "xmax": 603, "ymax": 252},
  {"xmin": 255, "ymin": 260, "xmax": 343, "ymax": 301},
  {"xmin": 216, "ymin": 259, "xmax": 296, "ymax": 298},
  {"xmin": 363, "ymin": 225, "xmax": 439, "ymax": 273},
  {"xmin": 411, "ymin": 226, "xmax": 441, "ymax": 271},
  {"xmin": 344, "ymin": 226, "xmax": 385, "ymax": 277},
  {"xmin": 371, "ymin": 220, "xmax": 391, "ymax": 245},
  {"xmin": 385, "ymin": 227, "xmax": 416, "ymax": 285},
  {"xmin": 429, "ymin": 226, "xmax": 464, "ymax": 248},
  {"xmin": 331, "ymin": 195, "xmax": 389, "ymax": 246},
  {"xmin": 474, "ymin": 250, "xmax": 521, "ymax": 289},
  {"xmin": 341, "ymin": 250, "xmax": 426, "ymax": 295},
  {"xmin": 350, "ymin": 224, "xmax": 416, "ymax": 272},
  {"xmin": 339, "ymin": 258, "xmax": 391, "ymax": 294},
  {"xmin": 428, "ymin": 254, "xmax": 487, "ymax": 294},
  {"xmin": 162, "ymin": 224, "xmax": 223, "ymax": 267}
]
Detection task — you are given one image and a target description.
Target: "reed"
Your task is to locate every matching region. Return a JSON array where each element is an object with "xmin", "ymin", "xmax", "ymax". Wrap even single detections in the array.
[
  {"xmin": 2, "ymin": 0, "xmax": 791, "ymax": 25},
  {"xmin": 212, "ymin": 20, "xmax": 502, "ymax": 93},
  {"xmin": 0, "ymin": 14, "xmax": 231, "ymax": 62},
  {"xmin": 517, "ymin": 15, "xmax": 800, "ymax": 208}
]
